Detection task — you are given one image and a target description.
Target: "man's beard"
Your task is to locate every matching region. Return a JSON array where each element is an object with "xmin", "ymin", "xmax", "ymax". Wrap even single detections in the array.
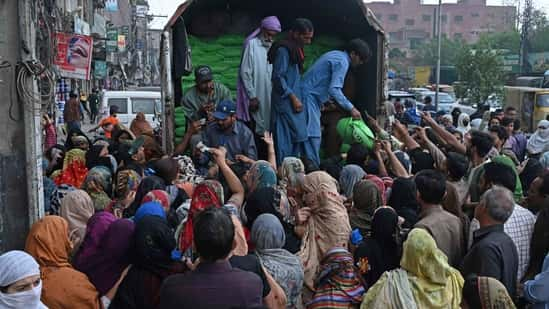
[{"xmin": 260, "ymin": 37, "xmax": 273, "ymax": 48}]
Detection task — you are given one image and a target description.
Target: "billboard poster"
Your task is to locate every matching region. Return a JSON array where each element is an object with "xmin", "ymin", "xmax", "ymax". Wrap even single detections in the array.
[
  {"xmin": 94, "ymin": 61, "xmax": 107, "ymax": 79},
  {"xmin": 135, "ymin": 5, "xmax": 148, "ymax": 18},
  {"xmin": 106, "ymin": 0, "xmax": 118, "ymax": 12},
  {"xmin": 117, "ymin": 35, "xmax": 126, "ymax": 52},
  {"xmin": 54, "ymin": 32, "xmax": 93, "ymax": 80},
  {"xmin": 106, "ymin": 28, "xmax": 118, "ymax": 52}
]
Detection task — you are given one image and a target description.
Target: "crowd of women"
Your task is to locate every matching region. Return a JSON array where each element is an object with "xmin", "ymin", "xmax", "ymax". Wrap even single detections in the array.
[{"xmin": 1, "ymin": 102, "xmax": 549, "ymax": 309}]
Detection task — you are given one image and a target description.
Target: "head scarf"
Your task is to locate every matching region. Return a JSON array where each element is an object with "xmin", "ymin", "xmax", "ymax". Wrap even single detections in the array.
[
  {"xmin": 387, "ymin": 177, "xmax": 419, "ymax": 228},
  {"xmin": 251, "ymin": 214, "xmax": 304, "ymax": 307},
  {"xmin": 53, "ymin": 148, "xmax": 88, "ymax": 188},
  {"xmin": 471, "ymin": 118, "xmax": 482, "ymax": 130},
  {"xmin": 134, "ymin": 201, "xmax": 167, "ymax": 223},
  {"xmin": 25, "ymin": 216, "xmax": 101, "ymax": 309},
  {"xmin": 64, "ymin": 128, "xmax": 91, "ymax": 150},
  {"xmin": 400, "ymin": 228, "xmax": 464, "ymax": 308},
  {"xmin": 130, "ymin": 112, "xmax": 153, "ymax": 137},
  {"xmin": 174, "ymin": 155, "xmax": 204, "ymax": 184},
  {"xmin": 349, "ymin": 180, "xmax": 383, "ymax": 234},
  {"xmin": 527, "ymin": 120, "xmax": 549, "ymax": 154},
  {"xmin": 0, "ymin": 251, "xmax": 46, "ymax": 309},
  {"xmin": 540, "ymin": 151, "xmax": 549, "ymax": 170},
  {"xmin": 492, "ymin": 155, "xmax": 524, "ymax": 201},
  {"xmin": 127, "ymin": 175, "xmax": 166, "ymax": 217},
  {"xmin": 142, "ymin": 190, "xmax": 170, "ymax": 212},
  {"xmin": 59, "ymin": 189, "xmax": 95, "ymax": 250},
  {"xmin": 73, "ymin": 212, "xmax": 116, "ymax": 272},
  {"xmin": 115, "ymin": 169, "xmax": 141, "ymax": 199},
  {"xmin": 307, "ymin": 247, "xmax": 366, "ymax": 308},
  {"xmin": 178, "ymin": 183, "xmax": 221, "ymax": 252},
  {"xmin": 279, "ymin": 157, "xmax": 305, "ymax": 189},
  {"xmin": 49, "ymin": 184, "xmax": 75, "ymax": 215},
  {"xmin": 298, "ymin": 171, "xmax": 352, "ymax": 290},
  {"xmin": 457, "ymin": 113, "xmax": 471, "ymax": 134},
  {"xmin": 78, "ymin": 219, "xmax": 135, "ymax": 296},
  {"xmin": 244, "ymin": 186, "xmax": 292, "ymax": 229},
  {"xmin": 82, "ymin": 166, "xmax": 113, "ymax": 211},
  {"xmin": 247, "ymin": 160, "xmax": 277, "ymax": 193},
  {"xmin": 339, "ymin": 164, "xmax": 366, "ymax": 198},
  {"xmin": 236, "ymin": 16, "xmax": 281, "ymax": 121},
  {"xmin": 85, "ymin": 144, "xmax": 112, "ymax": 171},
  {"xmin": 463, "ymin": 275, "xmax": 516, "ymax": 309},
  {"xmin": 365, "ymin": 174, "xmax": 387, "ymax": 204},
  {"xmin": 134, "ymin": 215, "xmax": 178, "ymax": 273}
]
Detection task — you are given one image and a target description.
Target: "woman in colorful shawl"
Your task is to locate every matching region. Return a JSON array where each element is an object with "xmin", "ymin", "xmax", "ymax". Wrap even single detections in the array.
[
  {"xmin": 77, "ymin": 219, "xmax": 135, "ymax": 297},
  {"xmin": 110, "ymin": 215, "xmax": 186, "ymax": 309},
  {"xmin": 59, "ymin": 189, "xmax": 95, "ymax": 252},
  {"xmin": 25, "ymin": 216, "xmax": 103, "ymax": 309},
  {"xmin": 141, "ymin": 190, "xmax": 171, "ymax": 213},
  {"xmin": 53, "ymin": 148, "xmax": 88, "ymax": 188},
  {"xmin": 246, "ymin": 160, "xmax": 278, "ymax": 193},
  {"xmin": 354, "ymin": 207, "xmax": 400, "ymax": 289},
  {"xmin": 297, "ymin": 171, "xmax": 352, "ymax": 292},
  {"xmin": 361, "ymin": 228, "xmax": 464, "ymax": 309},
  {"xmin": 73, "ymin": 211, "xmax": 117, "ymax": 272},
  {"xmin": 252, "ymin": 214, "xmax": 304, "ymax": 307},
  {"xmin": 349, "ymin": 180, "xmax": 383, "ymax": 236},
  {"xmin": 126, "ymin": 175, "xmax": 166, "ymax": 217},
  {"xmin": 339, "ymin": 165, "xmax": 366, "ymax": 199},
  {"xmin": 279, "ymin": 157, "xmax": 305, "ymax": 190},
  {"xmin": 463, "ymin": 274, "xmax": 516, "ymax": 309},
  {"xmin": 307, "ymin": 247, "xmax": 366, "ymax": 308},
  {"xmin": 107, "ymin": 169, "xmax": 142, "ymax": 218},
  {"xmin": 82, "ymin": 166, "xmax": 113, "ymax": 211}
]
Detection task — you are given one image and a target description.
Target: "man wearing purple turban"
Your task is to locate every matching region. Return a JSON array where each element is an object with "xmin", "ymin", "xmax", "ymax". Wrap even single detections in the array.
[{"xmin": 236, "ymin": 16, "xmax": 281, "ymax": 159}]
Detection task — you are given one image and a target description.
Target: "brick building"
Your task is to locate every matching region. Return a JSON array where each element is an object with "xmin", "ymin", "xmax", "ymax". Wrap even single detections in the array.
[{"xmin": 366, "ymin": 0, "xmax": 516, "ymax": 51}]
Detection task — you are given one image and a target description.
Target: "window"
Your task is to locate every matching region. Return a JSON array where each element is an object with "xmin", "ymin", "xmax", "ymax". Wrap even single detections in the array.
[
  {"xmin": 454, "ymin": 15, "xmax": 463, "ymax": 23},
  {"xmin": 471, "ymin": 12, "xmax": 479, "ymax": 18},
  {"xmin": 108, "ymin": 98, "xmax": 128, "ymax": 113},
  {"xmin": 131, "ymin": 98, "xmax": 157, "ymax": 114},
  {"xmin": 454, "ymin": 33, "xmax": 463, "ymax": 40},
  {"xmin": 422, "ymin": 14, "xmax": 431, "ymax": 22},
  {"xmin": 389, "ymin": 14, "xmax": 398, "ymax": 21},
  {"xmin": 389, "ymin": 32, "xmax": 403, "ymax": 41},
  {"xmin": 410, "ymin": 38, "xmax": 424, "ymax": 49},
  {"xmin": 441, "ymin": 15, "xmax": 447, "ymax": 23},
  {"xmin": 405, "ymin": 19, "xmax": 415, "ymax": 26}
]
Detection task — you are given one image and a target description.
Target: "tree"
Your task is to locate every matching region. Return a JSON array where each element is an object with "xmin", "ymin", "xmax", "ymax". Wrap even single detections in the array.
[
  {"xmin": 530, "ymin": 10, "xmax": 549, "ymax": 53},
  {"xmin": 455, "ymin": 46, "xmax": 505, "ymax": 105},
  {"xmin": 413, "ymin": 37, "xmax": 463, "ymax": 66},
  {"xmin": 476, "ymin": 31, "xmax": 520, "ymax": 54}
]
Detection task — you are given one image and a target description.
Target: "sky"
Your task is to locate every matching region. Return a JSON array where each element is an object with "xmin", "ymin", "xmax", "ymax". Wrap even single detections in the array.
[{"xmin": 148, "ymin": 0, "xmax": 549, "ymax": 29}]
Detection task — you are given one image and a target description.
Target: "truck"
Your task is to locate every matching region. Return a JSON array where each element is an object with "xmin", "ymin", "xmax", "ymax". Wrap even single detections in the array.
[{"xmin": 159, "ymin": 0, "xmax": 387, "ymax": 154}]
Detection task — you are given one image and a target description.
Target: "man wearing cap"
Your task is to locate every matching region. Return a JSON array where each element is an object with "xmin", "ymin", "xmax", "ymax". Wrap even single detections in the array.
[
  {"xmin": 236, "ymin": 16, "xmax": 281, "ymax": 159},
  {"xmin": 181, "ymin": 65, "xmax": 231, "ymax": 122},
  {"xmin": 64, "ymin": 92, "xmax": 82, "ymax": 131},
  {"xmin": 203, "ymin": 100, "xmax": 257, "ymax": 161}
]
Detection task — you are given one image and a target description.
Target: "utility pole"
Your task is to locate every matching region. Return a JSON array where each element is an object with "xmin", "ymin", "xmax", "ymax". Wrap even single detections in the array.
[
  {"xmin": 520, "ymin": 0, "xmax": 532, "ymax": 74},
  {"xmin": 435, "ymin": 0, "xmax": 442, "ymax": 111}
]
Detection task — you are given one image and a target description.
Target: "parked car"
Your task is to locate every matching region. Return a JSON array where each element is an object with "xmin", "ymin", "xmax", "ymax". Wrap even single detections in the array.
[{"xmin": 99, "ymin": 91, "xmax": 162, "ymax": 129}]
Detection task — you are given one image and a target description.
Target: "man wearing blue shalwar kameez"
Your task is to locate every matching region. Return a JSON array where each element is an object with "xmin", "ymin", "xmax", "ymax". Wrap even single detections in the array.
[
  {"xmin": 300, "ymin": 39, "xmax": 372, "ymax": 166},
  {"xmin": 268, "ymin": 18, "xmax": 314, "ymax": 165}
]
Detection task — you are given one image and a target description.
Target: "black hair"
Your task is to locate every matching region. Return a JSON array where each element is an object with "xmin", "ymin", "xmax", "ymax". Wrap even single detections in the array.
[
  {"xmin": 289, "ymin": 18, "xmax": 314, "ymax": 33},
  {"xmin": 424, "ymin": 96, "xmax": 432, "ymax": 104},
  {"xmin": 153, "ymin": 157, "xmax": 179, "ymax": 184},
  {"xmin": 524, "ymin": 206, "xmax": 549, "ymax": 281},
  {"xmin": 414, "ymin": 169, "xmax": 447, "ymax": 204},
  {"xmin": 345, "ymin": 38, "xmax": 372, "ymax": 63},
  {"xmin": 483, "ymin": 162, "xmax": 516, "ymax": 192},
  {"xmin": 446, "ymin": 152, "xmax": 469, "ymax": 180},
  {"xmin": 470, "ymin": 130, "xmax": 494, "ymax": 157},
  {"xmin": 301, "ymin": 157, "xmax": 319, "ymax": 174},
  {"xmin": 541, "ymin": 172, "xmax": 549, "ymax": 196},
  {"xmin": 501, "ymin": 117, "xmax": 514, "ymax": 127},
  {"xmin": 513, "ymin": 119, "xmax": 521, "ymax": 132},
  {"xmin": 346, "ymin": 143, "xmax": 368, "ymax": 168},
  {"xmin": 109, "ymin": 105, "xmax": 119, "ymax": 115},
  {"xmin": 194, "ymin": 208, "xmax": 235, "ymax": 261},
  {"xmin": 505, "ymin": 106, "xmax": 517, "ymax": 112},
  {"xmin": 488, "ymin": 125, "xmax": 508, "ymax": 142}
]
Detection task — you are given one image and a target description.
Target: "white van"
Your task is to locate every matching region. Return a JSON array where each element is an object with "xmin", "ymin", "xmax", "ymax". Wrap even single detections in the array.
[{"xmin": 99, "ymin": 91, "xmax": 162, "ymax": 129}]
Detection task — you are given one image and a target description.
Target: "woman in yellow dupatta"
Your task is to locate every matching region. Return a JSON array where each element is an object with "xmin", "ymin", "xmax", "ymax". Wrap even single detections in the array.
[{"xmin": 361, "ymin": 228, "xmax": 464, "ymax": 309}]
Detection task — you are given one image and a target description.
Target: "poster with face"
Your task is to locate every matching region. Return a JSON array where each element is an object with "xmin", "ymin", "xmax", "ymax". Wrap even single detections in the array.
[{"xmin": 54, "ymin": 32, "xmax": 93, "ymax": 80}]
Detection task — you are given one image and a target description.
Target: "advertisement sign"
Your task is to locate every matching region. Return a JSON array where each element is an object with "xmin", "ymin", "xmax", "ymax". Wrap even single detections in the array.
[
  {"xmin": 54, "ymin": 32, "xmax": 93, "ymax": 80},
  {"xmin": 502, "ymin": 54, "xmax": 520, "ymax": 74},
  {"xmin": 92, "ymin": 13, "xmax": 106, "ymax": 37},
  {"xmin": 94, "ymin": 61, "xmax": 107, "ymax": 79},
  {"xmin": 117, "ymin": 35, "xmax": 126, "ymax": 52},
  {"xmin": 106, "ymin": 28, "xmax": 118, "ymax": 52},
  {"xmin": 93, "ymin": 39, "xmax": 106, "ymax": 60},
  {"xmin": 135, "ymin": 5, "xmax": 148, "ymax": 18},
  {"xmin": 106, "ymin": 0, "xmax": 118, "ymax": 12}
]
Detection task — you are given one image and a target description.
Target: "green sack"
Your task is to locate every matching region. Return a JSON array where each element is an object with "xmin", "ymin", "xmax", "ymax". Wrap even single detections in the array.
[
  {"xmin": 175, "ymin": 126, "xmax": 187, "ymax": 137},
  {"xmin": 336, "ymin": 117, "xmax": 375, "ymax": 151}
]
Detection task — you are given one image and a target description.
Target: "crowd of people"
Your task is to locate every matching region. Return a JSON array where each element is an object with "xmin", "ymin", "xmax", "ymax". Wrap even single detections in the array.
[{"xmin": 2, "ymin": 16, "xmax": 549, "ymax": 309}]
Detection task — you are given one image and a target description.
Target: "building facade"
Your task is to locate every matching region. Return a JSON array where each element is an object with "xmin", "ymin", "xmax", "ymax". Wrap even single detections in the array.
[{"xmin": 366, "ymin": 0, "xmax": 516, "ymax": 51}]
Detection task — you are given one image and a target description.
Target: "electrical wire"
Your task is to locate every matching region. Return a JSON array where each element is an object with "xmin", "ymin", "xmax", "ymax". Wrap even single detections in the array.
[{"xmin": 16, "ymin": 60, "xmax": 56, "ymax": 111}]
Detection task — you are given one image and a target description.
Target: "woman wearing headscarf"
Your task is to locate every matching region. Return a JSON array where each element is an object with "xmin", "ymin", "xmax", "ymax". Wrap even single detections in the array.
[
  {"xmin": 110, "ymin": 215, "xmax": 186, "ymax": 309},
  {"xmin": 296, "ymin": 171, "xmax": 352, "ymax": 292},
  {"xmin": 130, "ymin": 112, "xmax": 153, "ymax": 137},
  {"xmin": 361, "ymin": 228, "xmax": 464, "ymax": 309},
  {"xmin": 528, "ymin": 120, "xmax": 549, "ymax": 157},
  {"xmin": 82, "ymin": 166, "xmax": 113, "ymax": 211},
  {"xmin": 126, "ymin": 175, "xmax": 166, "ymax": 217},
  {"xmin": 64, "ymin": 128, "xmax": 91, "ymax": 150},
  {"xmin": 307, "ymin": 247, "xmax": 366, "ymax": 308},
  {"xmin": 246, "ymin": 160, "xmax": 278, "ymax": 193},
  {"xmin": 53, "ymin": 148, "xmax": 88, "ymax": 188},
  {"xmin": 0, "ymin": 251, "xmax": 47, "ymax": 309},
  {"xmin": 107, "ymin": 169, "xmax": 142, "ymax": 218},
  {"xmin": 59, "ymin": 189, "xmax": 95, "ymax": 252},
  {"xmin": 456, "ymin": 113, "xmax": 471, "ymax": 135},
  {"xmin": 25, "ymin": 216, "xmax": 104, "ymax": 309},
  {"xmin": 252, "ymin": 214, "xmax": 304, "ymax": 308},
  {"xmin": 73, "ymin": 211, "xmax": 117, "ymax": 272},
  {"xmin": 85, "ymin": 144, "xmax": 114, "ymax": 172},
  {"xmin": 463, "ymin": 275, "xmax": 516, "ymax": 309},
  {"xmin": 354, "ymin": 207, "xmax": 400, "ymax": 289},
  {"xmin": 279, "ymin": 157, "xmax": 305, "ymax": 190},
  {"xmin": 134, "ymin": 201, "xmax": 167, "ymax": 223},
  {"xmin": 142, "ymin": 190, "xmax": 171, "ymax": 213},
  {"xmin": 77, "ymin": 219, "xmax": 135, "ymax": 297},
  {"xmin": 364, "ymin": 174, "xmax": 387, "ymax": 205},
  {"xmin": 387, "ymin": 177, "xmax": 419, "ymax": 229},
  {"xmin": 349, "ymin": 180, "xmax": 383, "ymax": 236},
  {"xmin": 339, "ymin": 165, "xmax": 366, "ymax": 199}
]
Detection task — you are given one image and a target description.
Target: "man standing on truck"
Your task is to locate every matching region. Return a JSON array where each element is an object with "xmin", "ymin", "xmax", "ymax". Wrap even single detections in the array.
[
  {"xmin": 181, "ymin": 65, "xmax": 231, "ymax": 122},
  {"xmin": 268, "ymin": 18, "xmax": 314, "ymax": 165},
  {"xmin": 300, "ymin": 38, "xmax": 370, "ymax": 166},
  {"xmin": 236, "ymin": 16, "xmax": 281, "ymax": 160}
]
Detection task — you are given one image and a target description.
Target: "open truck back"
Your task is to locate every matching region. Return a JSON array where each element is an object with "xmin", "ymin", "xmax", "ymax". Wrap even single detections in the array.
[{"xmin": 160, "ymin": 0, "xmax": 386, "ymax": 154}]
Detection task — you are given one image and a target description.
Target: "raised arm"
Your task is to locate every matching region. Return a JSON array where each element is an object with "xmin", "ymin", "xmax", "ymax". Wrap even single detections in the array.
[
  {"xmin": 210, "ymin": 146, "xmax": 245, "ymax": 208},
  {"xmin": 421, "ymin": 112, "xmax": 466, "ymax": 154},
  {"xmin": 381, "ymin": 140, "xmax": 410, "ymax": 178}
]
